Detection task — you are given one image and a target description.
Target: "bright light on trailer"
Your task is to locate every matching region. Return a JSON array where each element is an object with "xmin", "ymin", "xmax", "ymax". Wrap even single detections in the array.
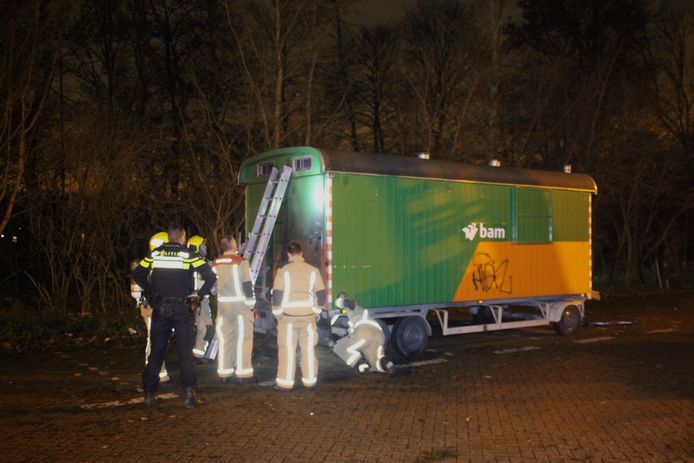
[{"xmin": 312, "ymin": 180, "xmax": 324, "ymax": 210}]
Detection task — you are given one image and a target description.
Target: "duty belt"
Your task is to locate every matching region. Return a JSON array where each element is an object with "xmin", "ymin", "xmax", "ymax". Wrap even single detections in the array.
[{"xmin": 159, "ymin": 296, "xmax": 187, "ymax": 303}]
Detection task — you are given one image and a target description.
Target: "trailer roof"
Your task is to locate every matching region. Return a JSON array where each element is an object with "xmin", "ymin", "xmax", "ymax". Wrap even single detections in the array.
[
  {"xmin": 239, "ymin": 147, "xmax": 597, "ymax": 192},
  {"xmin": 318, "ymin": 149, "xmax": 597, "ymax": 193}
]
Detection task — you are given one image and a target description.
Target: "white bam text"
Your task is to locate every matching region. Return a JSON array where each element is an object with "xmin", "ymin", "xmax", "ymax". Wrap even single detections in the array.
[{"xmin": 462, "ymin": 222, "xmax": 505, "ymax": 241}]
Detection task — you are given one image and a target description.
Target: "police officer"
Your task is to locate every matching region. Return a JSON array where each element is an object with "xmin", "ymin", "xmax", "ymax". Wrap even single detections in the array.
[
  {"xmin": 187, "ymin": 235, "xmax": 214, "ymax": 361},
  {"xmin": 132, "ymin": 224, "xmax": 216, "ymax": 409},
  {"xmin": 271, "ymin": 241, "xmax": 326, "ymax": 391},
  {"xmin": 213, "ymin": 235, "xmax": 256, "ymax": 384},
  {"xmin": 130, "ymin": 234, "xmax": 170, "ymax": 384},
  {"xmin": 331, "ymin": 293, "xmax": 395, "ymax": 374}
]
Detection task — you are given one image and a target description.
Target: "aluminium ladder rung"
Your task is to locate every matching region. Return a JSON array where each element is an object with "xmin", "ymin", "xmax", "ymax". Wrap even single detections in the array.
[
  {"xmin": 243, "ymin": 167, "xmax": 281, "ymax": 261},
  {"xmin": 245, "ymin": 165, "xmax": 292, "ymax": 282}
]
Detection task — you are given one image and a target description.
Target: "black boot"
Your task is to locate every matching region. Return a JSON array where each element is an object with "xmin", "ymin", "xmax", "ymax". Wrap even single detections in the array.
[
  {"xmin": 353, "ymin": 359, "xmax": 370, "ymax": 374},
  {"xmin": 381, "ymin": 357, "xmax": 397, "ymax": 375},
  {"xmin": 184, "ymin": 387, "xmax": 206, "ymax": 409},
  {"xmin": 144, "ymin": 392, "xmax": 156, "ymax": 409}
]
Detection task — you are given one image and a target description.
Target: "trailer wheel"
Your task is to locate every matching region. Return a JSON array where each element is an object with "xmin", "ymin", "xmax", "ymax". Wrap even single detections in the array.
[
  {"xmin": 554, "ymin": 305, "xmax": 581, "ymax": 336},
  {"xmin": 391, "ymin": 316, "xmax": 429, "ymax": 357},
  {"xmin": 472, "ymin": 306, "xmax": 495, "ymax": 324}
]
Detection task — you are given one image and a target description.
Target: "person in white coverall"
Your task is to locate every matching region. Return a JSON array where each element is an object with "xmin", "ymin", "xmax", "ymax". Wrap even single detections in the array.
[
  {"xmin": 331, "ymin": 293, "xmax": 395, "ymax": 374},
  {"xmin": 271, "ymin": 241, "xmax": 327, "ymax": 391},
  {"xmin": 213, "ymin": 235, "xmax": 256, "ymax": 384}
]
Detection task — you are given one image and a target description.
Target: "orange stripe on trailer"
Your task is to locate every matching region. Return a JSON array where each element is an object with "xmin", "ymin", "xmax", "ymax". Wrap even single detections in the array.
[{"xmin": 453, "ymin": 241, "xmax": 592, "ymax": 302}]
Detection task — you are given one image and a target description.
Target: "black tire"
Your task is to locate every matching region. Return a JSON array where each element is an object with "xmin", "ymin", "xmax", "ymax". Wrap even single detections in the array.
[
  {"xmin": 391, "ymin": 316, "xmax": 429, "ymax": 357},
  {"xmin": 554, "ymin": 305, "xmax": 581, "ymax": 336},
  {"xmin": 472, "ymin": 306, "xmax": 495, "ymax": 324}
]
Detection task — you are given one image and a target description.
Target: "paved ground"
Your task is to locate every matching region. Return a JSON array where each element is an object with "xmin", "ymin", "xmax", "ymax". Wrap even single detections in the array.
[{"xmin": 1, "ymin": 290, "xmax": 693, "ymax": 462}]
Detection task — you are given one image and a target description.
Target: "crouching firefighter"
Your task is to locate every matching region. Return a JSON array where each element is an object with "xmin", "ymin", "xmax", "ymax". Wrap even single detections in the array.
[
  {"xmin": 132, "ymin": 224, "xmax": 216, "ymax": 410},
  {"xmin": 187, "ymin": 235, "xmax": 214, "ymax": 361},
  {"xmin": 271, "ymin": 241, "xmax": 327, "ymax": 391},
  {"xmin": 213, "ymin": 235, "xmax": 256, "ymax": 384},
  {"xmin": 130, "ymin": 233, "xmax": 170, "ymax": 384},
  {"xmin": 331, "ymin": 293, "xmax": 395, "ymax": 374}
]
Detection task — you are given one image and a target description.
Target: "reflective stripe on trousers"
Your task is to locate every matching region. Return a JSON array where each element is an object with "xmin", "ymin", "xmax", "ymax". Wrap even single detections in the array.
[
  {"xmin": 275, "ymin": 316, "xmax": 318, "ymax": 389},
  {"xmin": 217, "ymin": 307, "xmax": 254, "ymax": 378},
  {"xmin": 235, "ymin": 314, "xmax": 253, "ymax": 377},
  {"xmin": 276, "ymin": 321, "xmax": 295, "ymax": 388},
  {"xmin": 303, "ymin": 323, "xmax": 317, "ymax": 386},
  {"xmin": 216, "ymin": 316, "xmax": 234, "ymax": 376}
]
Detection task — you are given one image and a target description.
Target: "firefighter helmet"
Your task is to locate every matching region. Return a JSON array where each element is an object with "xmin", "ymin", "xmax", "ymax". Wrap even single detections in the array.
[
  {"xmin": 149, "ymin": 231, "xmax": 168, "ymax": 251},
  {"xmin": 187, "ymin": 235, "xmax": 207, "ymax": 257}
]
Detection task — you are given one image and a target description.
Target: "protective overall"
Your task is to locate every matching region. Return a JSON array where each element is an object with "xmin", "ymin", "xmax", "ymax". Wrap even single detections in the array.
[
  {"xmin": 187, "ymin": 235, "xmax": 214, "ymax": 359},
  {"xmin": 271, "ymin": 253, "xmax": 326, "ymax": 390},
  {"xmin": 132, "ymin": 236, "xmax": 215, "ymax": 400},
  {"xmin": 213, "ymin": 253, "xmax": 255, "ymax": 380},
  {"xmin": 332, "ymin": 296, "xmax": 392, "ymax": 373}
]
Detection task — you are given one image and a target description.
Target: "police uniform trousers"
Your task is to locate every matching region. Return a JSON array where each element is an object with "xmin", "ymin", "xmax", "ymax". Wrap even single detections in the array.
[
  {"xmin": 333, "ymin": 325, "xmax": 386, "ymax": 371},
  {"xmin": 276, "ymin": 314, "xmax": 318, "ymax": 389},
  {"xmin": 143, "ymin": 300, "xmax": 196, "ymax": 392},
  {"xmin": 140, "ymin": 304, "xmax": 169, "ymax": 381},
  {"xmin": 216, "ymin": 302, "xmax": 254, "ymax": 379},
  {"xmin": 192, "ymin": 297, "xmax": 213, "ymax": 358}
]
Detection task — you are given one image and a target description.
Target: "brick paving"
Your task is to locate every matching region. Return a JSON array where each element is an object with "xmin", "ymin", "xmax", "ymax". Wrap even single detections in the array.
[{"xmin": 1, "ymin": 291, "xmax": 693, "ymax": 462}]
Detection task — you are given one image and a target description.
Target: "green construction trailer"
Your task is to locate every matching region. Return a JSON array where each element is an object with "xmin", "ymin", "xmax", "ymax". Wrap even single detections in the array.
[{"xmin": 239, "ymin": 147, "xmax": 598, "ymax": 357}]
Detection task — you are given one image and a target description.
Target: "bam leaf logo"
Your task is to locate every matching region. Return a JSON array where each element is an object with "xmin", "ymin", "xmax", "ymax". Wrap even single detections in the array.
[{"xmin": 462, "ymin": 223, "xmax": 479, "ymax": 240}]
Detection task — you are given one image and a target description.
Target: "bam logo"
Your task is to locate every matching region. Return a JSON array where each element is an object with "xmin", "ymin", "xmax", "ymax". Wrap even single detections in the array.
[
  {"xmin": 462, "ymin": 222, "xmax": 506, "ymax": 241},
  {"xmin": 462, "ymin": 223, "xmax": 479, "ymax": 240}
]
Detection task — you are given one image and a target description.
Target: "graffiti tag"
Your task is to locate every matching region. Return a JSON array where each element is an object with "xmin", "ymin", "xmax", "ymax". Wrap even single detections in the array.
[{"xmin": 471, "ymin": 253, "xmax": 512, "ymax": 293}]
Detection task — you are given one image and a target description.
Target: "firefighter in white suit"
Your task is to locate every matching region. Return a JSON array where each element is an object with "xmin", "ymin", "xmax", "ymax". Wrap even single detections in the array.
[
  {"xmin": 331, "ymin": 293, "xmax": 394, "ymax": 374},
  {"xmin": 271, "ymin": 241, "xmax": 327, "ymax": 391},
  {"xmin": 213, "ymin": 235, "xmax": 256, "ymax": 383}
]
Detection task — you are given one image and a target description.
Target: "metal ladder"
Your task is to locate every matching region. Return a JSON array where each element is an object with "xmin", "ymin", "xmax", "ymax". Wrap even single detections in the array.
[{"xmin": 243, "ymin": 165, "xmax": 292, "ymax": 282}]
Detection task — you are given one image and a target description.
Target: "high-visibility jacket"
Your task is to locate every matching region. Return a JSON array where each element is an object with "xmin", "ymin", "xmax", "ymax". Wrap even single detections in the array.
[
  {"xmin": 133, "ymin": 242, "xmax": 215, "ymax": 298},
  {"xmin": 271, "ymin": 255, "xmax": 326, "ymax": 317},
  {"xmin": 213, "ymin": 253, "xmax": 255, "ymax": 307}
]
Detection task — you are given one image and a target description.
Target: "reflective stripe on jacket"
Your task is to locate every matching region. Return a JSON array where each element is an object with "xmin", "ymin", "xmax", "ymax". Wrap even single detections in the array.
[
  {"xmin": 213, "ymin": 254, "xmax": 255, "ymax": 306},
  {"xmin": 348, "ymin": 307, "xmax": 382, "ymax": 333},
  {"xmin": 271, "ymin": 255, "xmax": 326, "ymax": 316}
]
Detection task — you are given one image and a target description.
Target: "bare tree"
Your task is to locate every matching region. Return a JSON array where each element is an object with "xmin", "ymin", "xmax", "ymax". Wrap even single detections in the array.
[
  {"xmin": 349, "ymin": 24, "xmax": 399, "ymax": 153},
  {"xmin": 0, "ymin": 0, "xmax": 63, "ymax": 236},
  {"xmin": 645, "ymin": 4, "xmax": 694, "ymax": 159},
  {"xmin": 400, "ymin": 0, "xmax": 485, "ymax": 159}
]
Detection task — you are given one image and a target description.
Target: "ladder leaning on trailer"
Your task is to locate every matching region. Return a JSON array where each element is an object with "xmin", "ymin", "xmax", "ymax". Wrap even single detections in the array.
[{"xmin": 243, "ymin": 165, "xmax": 293, "ymax": 282}]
